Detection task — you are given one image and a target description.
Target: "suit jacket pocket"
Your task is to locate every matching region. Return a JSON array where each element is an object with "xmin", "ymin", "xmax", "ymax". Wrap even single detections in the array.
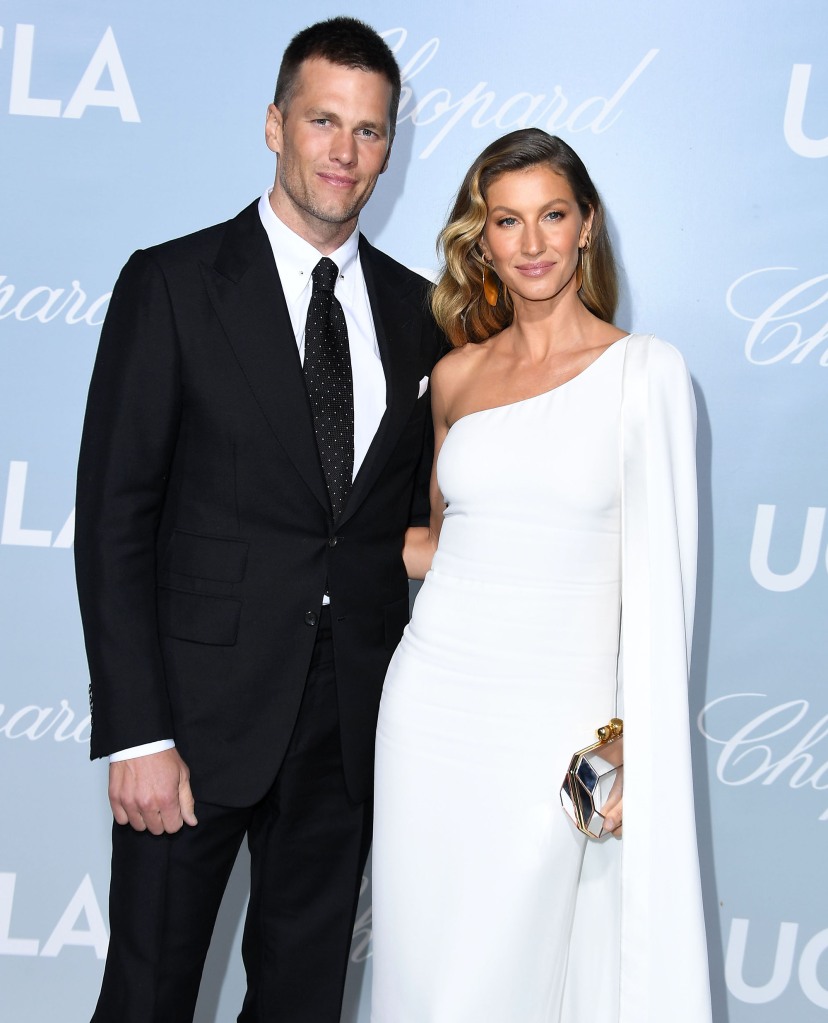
[
  {"xmin": 165, "ymin": 530, "xmax": 249, "ymax": 582},
  {"xmin": 158, "ymin": 586, "xmax": 242, "ymax": 646},
  {"xmin": 383, "ymin": 595, "xmax": 410, "ymax": 650}
]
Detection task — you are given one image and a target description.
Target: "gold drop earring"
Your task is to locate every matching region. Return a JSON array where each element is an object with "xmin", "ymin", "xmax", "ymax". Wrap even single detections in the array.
[
  {"xmin": 575, "ymin": 235, "xmax": 590, "ymax": 291},
  {"xmin": 482, "ymin": 258, "xmax": 499, "ymax": 307}
]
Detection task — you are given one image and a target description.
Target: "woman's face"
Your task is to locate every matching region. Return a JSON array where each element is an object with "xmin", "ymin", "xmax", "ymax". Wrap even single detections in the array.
[{"xmin": 479, "ymin": 164, "xmax": 593, "ymax": 307}]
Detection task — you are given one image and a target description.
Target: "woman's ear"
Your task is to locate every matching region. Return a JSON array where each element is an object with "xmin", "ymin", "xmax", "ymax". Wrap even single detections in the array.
[{"xmin": 580, "ymin": 206, "xmax": 595, "ymax": 248}]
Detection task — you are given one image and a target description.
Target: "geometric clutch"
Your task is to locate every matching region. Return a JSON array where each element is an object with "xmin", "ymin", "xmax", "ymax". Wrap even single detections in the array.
[{"xmin": 560, "ymin": 718, "xmax": 624, "ymax": 839}]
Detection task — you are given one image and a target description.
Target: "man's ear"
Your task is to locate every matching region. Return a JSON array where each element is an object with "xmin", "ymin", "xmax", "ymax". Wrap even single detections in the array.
[
  {"xmin": 379, "ymin": 136, "xmax": 394, "ymax": 174},
  {"xmin": 264, "ymin": 103, "xmax": 284, "ymax": 155}
]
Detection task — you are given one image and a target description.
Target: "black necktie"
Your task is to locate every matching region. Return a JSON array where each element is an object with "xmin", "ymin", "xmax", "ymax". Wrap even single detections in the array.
[{"xmin": 303, "ymin": 257, "xmax": 354, "ymax": 519}]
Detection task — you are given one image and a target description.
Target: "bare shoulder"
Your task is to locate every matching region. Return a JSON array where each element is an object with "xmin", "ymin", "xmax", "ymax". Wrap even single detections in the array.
[
  {"xmin": 430, "ymin": 339, "xmax": 497, "ymax": 430},
  {"xmin": 595, "ymin": 321, "xmax": 629, "ymax": 345},
  {"xmin": 432, "ymin": 340, "xmax": 488, "ymax": 398}
]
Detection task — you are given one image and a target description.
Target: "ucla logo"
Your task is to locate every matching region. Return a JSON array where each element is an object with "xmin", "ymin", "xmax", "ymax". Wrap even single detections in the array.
[
  {"xmin": 1, "ymin": 462, "xmax": 73, "ymax": 549},
  {"xmin": 0, "ymin": 873, "xmax": 107, "ymax": 958},
  {"xmin": 1, "ymin": 24, "xmax": 138, "ymax": 121},
  {"xmin": 727, "ymin": 918, "xmax": 828, "ymax": 1008},
  {"xmin": 750, "ymin": 504, "xmax": 827, "ymax": 591},
  {"xmin": 784, "ymin": 64, "xmax": 828, "ymax": 158}
]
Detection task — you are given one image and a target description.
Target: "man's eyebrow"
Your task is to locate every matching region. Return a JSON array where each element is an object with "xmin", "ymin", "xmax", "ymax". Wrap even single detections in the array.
[{"xmin": 306, "ymin": 107, "xmax": 338, "ymax": 120}]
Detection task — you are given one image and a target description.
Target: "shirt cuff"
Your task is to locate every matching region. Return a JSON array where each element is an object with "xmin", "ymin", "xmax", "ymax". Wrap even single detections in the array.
[{"xmin": 109, "ymin": 739, "xmax": 176, "ymax": 762}]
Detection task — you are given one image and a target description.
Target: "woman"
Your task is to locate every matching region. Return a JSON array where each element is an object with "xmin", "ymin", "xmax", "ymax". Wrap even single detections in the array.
[{"xmin": 370, "ymin": 129, "xmax": 711, "ymax": 1022}]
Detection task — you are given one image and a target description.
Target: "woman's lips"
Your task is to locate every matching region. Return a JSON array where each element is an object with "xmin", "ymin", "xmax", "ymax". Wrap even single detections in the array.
[{"xmin": 515, "ymin": 262, "xmax": 555, "ymax": 277}]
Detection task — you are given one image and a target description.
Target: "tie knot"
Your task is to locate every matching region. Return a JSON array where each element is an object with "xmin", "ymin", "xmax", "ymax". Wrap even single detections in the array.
[{"xmin": 312, "ymin": 257, "xmax": 339, "ymax": 293}]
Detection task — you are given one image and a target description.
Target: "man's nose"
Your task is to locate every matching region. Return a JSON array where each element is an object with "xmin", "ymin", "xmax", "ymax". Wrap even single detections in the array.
[{"xmin": 330, "ymin": 130, "xmax": 357, "ymax": 166}]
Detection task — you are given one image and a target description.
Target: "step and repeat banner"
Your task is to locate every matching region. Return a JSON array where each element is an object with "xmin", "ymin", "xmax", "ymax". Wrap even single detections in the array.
[{"xmin": 1, "ymin": 2, "xmax": 826, "ymax": 1020}]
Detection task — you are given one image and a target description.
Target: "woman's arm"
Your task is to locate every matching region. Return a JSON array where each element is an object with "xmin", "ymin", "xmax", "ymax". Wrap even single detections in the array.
[{"xmin": 401, "ymin": 525, "xmax": 436, "ymax": 580}]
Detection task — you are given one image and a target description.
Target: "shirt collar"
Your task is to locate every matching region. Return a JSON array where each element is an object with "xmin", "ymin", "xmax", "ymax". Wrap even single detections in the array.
[{"xmin": 258, "ymin": 190, "xmax": 360, "ymax": 304}]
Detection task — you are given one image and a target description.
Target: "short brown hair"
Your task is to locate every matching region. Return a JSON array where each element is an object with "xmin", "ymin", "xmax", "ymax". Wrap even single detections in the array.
[{"xmin": 274, "ymin": 17, "xmax": 402, "ymax": 140}]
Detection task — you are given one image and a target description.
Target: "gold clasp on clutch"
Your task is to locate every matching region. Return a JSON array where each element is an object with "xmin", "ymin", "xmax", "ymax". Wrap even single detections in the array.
[{"xmin": 596, "ymin": 718, "xmax": 623, "ymax": 743}]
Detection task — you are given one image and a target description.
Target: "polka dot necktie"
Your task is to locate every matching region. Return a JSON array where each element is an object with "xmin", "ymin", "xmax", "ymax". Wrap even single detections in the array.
[{"xmin": 303, "ymin": 257, "xmax": 354, "ymax": 520}]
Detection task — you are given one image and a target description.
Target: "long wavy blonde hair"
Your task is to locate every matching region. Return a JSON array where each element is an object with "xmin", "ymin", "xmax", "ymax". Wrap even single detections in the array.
[{"xmin": 432, "ymin": 129, "xmax": 618, "ymax": 348}]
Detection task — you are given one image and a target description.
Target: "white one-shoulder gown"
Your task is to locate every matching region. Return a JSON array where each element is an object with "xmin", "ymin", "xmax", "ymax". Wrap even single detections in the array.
[{"xmin": 370, "ymin": 335, "xmax": 712, "ymax": 1023}]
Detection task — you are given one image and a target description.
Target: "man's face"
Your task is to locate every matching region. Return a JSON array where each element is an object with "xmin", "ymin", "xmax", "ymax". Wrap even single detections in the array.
[{"xmin": 265, "ymin": 57, "xmax": 394, "ymax": 247}]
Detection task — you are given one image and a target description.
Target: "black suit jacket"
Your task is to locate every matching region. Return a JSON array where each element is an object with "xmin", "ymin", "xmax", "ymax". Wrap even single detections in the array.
[{"xmin": 75, "ymin": 200, "xmax": 443, "ymax": 805}]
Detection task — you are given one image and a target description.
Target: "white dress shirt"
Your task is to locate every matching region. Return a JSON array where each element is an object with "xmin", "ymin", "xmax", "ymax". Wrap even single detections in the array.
[
  {"xmin": 110, "ymin": 192, "xmax": 387, "ymax": 763},
  {"xmin": 257, "ymin": 190, "xmax": 386, "ymax": 475}
]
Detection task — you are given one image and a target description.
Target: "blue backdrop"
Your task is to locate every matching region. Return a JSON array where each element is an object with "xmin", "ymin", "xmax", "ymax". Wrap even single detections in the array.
[{"xmin": 2, "ymin": 2, "xmax": 827, "ymax": 1020}]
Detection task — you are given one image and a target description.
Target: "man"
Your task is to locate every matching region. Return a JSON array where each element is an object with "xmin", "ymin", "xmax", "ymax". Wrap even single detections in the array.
[{"xmin": 75, "ymin": 17, "xmax": 442, "ymax": 1022}]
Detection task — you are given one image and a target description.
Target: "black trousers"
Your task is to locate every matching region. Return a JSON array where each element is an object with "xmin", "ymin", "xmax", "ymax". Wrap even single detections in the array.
[{"xmin": 91, "ymin": 608, "xmax": 373, "ymax": 1023}]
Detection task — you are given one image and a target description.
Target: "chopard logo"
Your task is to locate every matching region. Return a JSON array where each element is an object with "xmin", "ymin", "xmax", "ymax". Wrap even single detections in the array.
[
  {"xmin": 698, "ymin": 693, "xmax": 828, "ymax": 820},
  {"xmin": 382, "ymin": 28, "xmax": 658, "ymax": 159},
  {"xmin": 0, "ymin": 275, "xmax": 110, "ymax": 327},
  {"xmin": 0, "ymin": 699, "xmax": 91, "ymax": 743},
  {"xmin": 726, "ymin": 267, "xmax": 828, "ymax": 366}
]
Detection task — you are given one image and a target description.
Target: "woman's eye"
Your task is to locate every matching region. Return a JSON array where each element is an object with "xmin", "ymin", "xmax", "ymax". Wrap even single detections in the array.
[{"xmin": 497, "ymin": 216, "xmax": 518, "ymax": 227}]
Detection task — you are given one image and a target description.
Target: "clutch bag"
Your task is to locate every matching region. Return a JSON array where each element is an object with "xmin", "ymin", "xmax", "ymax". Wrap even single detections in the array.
[{"xmin": 560, "ymin": 718, "xmax": 623, "ymax": 838}]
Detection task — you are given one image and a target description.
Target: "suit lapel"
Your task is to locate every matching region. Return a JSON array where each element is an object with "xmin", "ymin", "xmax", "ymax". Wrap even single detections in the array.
[
  {"xmin": 201, "ymin": 202, "xmax": 330, "ymax": 515},
  {"xmin": 338, "ymin": 236, "xmax": 423, "ymax": 528}
]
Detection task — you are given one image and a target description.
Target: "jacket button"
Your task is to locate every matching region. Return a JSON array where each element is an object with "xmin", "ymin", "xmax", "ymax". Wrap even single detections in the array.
[
  {"xmin": 304, "ymin": 611, "xmax": 318, "ymax": 626},
  {"xmin": 328, "ymin": 535, "xmax": 339, "ymax": 547}
]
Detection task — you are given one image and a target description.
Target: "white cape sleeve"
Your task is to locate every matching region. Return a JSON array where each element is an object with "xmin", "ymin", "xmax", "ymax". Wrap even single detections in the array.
[
  {"xmin": 619, "ymin": 334, "xmax": 711, "ymax": 1021},
  {"xmin": 563, "ymin": 334, "xmax": 712, "ymax": 1022}
]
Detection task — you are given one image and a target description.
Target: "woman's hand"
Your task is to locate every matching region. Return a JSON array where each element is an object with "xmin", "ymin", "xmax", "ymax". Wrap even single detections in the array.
[
  {"xmin": 601, "ymin": 767, "xmax": 623, "ymax": 838},
  {"xmin": 402, "ymin": 525, "xmax": 438, "ymax": 580}
]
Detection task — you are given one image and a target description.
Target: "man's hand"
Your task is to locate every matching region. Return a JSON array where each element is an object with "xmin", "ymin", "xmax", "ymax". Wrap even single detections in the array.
[{"xmin": 108, "ymin": 747, "xmax": 198, "ymax": 835}]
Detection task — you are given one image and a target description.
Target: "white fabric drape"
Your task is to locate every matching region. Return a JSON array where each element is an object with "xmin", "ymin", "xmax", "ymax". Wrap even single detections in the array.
[{"xmin": 563, "ymin": 334, "xmax": 712, "ymax": 1022}]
